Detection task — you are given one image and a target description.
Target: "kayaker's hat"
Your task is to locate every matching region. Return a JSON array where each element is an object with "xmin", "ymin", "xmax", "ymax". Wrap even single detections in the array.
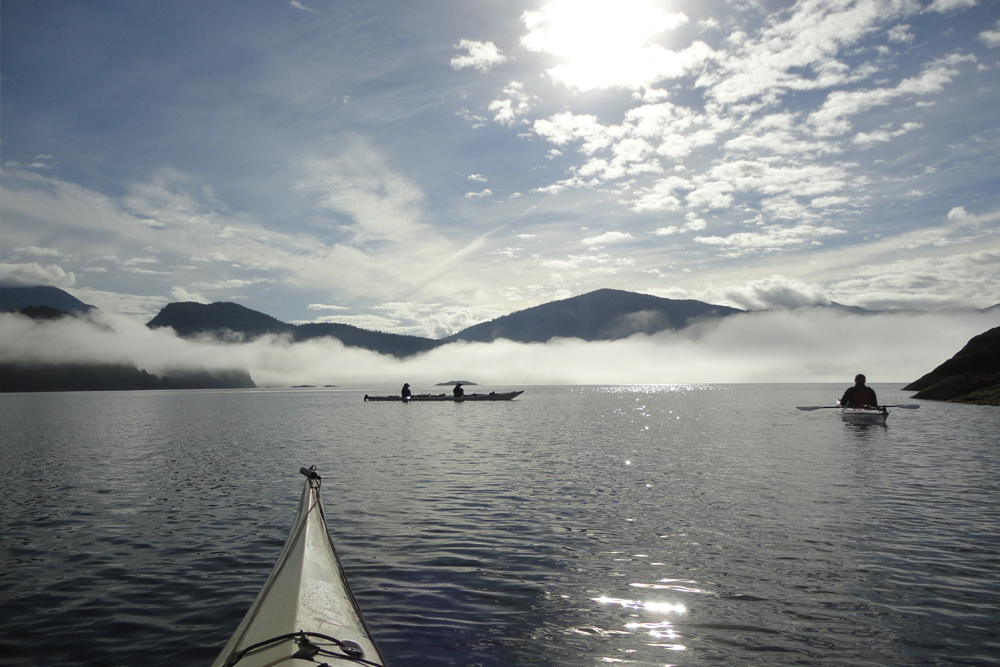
[{"xmin": 403, "ymin": 383, "xmax": 409, "ymax": 387}]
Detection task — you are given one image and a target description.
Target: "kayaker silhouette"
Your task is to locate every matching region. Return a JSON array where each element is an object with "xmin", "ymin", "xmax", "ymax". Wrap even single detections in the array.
[
  {"xmin": 453, "ymin": 383, "xmax": 465, "ymax": 397},
  {"xmin": 840, "ymin": 374, "xmax": 877, "ymax": 408},
  {"xmin": 401, "ymin": 383, "xmax": 411, "ymax": 398}
]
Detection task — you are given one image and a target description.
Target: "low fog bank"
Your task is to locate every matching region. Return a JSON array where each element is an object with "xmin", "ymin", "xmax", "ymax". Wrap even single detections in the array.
[{"xmin": 2, "ymin": 308, "xmax": 997, "ymax": 387}]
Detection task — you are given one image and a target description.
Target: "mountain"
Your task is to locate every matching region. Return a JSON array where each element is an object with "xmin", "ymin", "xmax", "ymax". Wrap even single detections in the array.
[
  {"xmin": 148, "ymin": 301, "xmax": 295, "ymax": 339},
  {"xmin": 903, "ymin": 326, "xmax": 1000, "ymax": 406},
  {"xmin": 0, "ymin": 286, "xmax": 95, "ymax": 313},
  {"xmin": 147, "ymin": 301, "xmax": 439, "ymax": 357},
  {"xmin": 441, "ymin": 288, "xmax": 744, "ymax": 344},
  {"xmin": 145, "ymin": 290, "xmax": 744, "ymax": 355},
  {"xmin": 294, "ymin": 322, "xmax": 439, "ymax": 356}
]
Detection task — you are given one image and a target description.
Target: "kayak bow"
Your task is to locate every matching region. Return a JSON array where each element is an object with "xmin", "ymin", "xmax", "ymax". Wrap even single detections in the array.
[{"xmin": 210, "ymin": 467, "xmax": 385, "ymax": 667}]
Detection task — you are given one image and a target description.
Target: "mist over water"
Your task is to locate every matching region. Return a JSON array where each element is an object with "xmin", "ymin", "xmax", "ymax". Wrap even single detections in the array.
[
  {"xmin": 2, "ymin": 307, "xmax": 998, "ymax": 386},
  {"xmin": 2, "ymin": 384, "xmax": 998, "ymax": 666}
]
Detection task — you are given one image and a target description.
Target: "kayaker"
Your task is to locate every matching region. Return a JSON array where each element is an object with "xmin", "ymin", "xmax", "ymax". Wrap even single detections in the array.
[
  {"xmin": 453, "ymin": 383, "xmax": 465, "ymax": 397},
  {"xmin": 840, "ymin": 374, "xmax": 877, "ymax": 408},
  {"xmin": 401, "ymin": 383, "xmax": 411, "ymax": 398}
]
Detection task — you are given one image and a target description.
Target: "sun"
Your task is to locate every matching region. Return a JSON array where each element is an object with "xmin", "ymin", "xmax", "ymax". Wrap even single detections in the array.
[{"xmin": 521, "ymin": 0, "xmax": 690, "ymax": 91}]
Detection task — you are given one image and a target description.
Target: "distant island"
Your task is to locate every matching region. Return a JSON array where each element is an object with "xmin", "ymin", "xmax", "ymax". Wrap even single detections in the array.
[
  {"xmin": 1, "ymin": 360, "xmax": 256, "ymax": 392},
  {"xmin": 903, "ymin": 326, "xmax": 1000, "ymax": 406}
]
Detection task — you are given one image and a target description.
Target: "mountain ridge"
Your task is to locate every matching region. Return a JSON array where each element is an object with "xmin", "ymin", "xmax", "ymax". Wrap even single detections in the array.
[{"xmin": 441, "ymin": 288, "xmax": 744, "ymax": 343}]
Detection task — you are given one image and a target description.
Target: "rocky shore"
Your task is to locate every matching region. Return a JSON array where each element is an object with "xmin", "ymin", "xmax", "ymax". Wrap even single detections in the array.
[{"xmin": 903, "ymin": 326, "xmax": 1000, "ymax": 406}]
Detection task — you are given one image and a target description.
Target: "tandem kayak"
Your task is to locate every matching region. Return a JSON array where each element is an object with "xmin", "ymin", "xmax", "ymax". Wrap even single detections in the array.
[
  {"xmin": 837, "ymin": 406, "xmax": 889, "ymax": 423},
  {"xmin": 210, "ymin": 467, "xmax": 385, "ymax": 667},
  {"xmin": 364, "ymin": 390, "xmax": 524, "ymax": 402}
]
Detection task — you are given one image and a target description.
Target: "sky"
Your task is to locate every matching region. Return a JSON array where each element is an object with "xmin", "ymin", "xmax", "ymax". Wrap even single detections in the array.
[{"xmin": 2, "ymin": 0, "xmax": 999, "ymax": 350}]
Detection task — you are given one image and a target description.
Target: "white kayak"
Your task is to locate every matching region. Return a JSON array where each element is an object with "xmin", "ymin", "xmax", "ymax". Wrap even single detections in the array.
[
  {"xmin": 837, "ymin": 406, "xmax": 889, "ymax": 423},
  {"xmin": 210, "ymin": 467, "xmax": 385, "ymax": 667}
]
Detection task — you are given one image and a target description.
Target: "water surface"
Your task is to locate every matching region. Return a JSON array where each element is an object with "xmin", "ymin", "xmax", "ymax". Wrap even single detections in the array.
[{"xmin": 2, "ymin": 384, "xmax": 998, "ymax": 666}]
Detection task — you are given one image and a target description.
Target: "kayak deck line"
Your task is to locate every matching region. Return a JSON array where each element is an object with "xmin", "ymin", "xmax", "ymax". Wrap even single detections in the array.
[
  {"xmin": 210, "ymin": 467, "xmax": 385, "ymax": 667},
  {"xmin": 223, "ymin": 631, "xmax": 379, "ymax": 667}
]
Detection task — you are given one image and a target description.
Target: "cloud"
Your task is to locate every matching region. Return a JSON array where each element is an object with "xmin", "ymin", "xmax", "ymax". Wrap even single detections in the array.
[
  {"xmin": 0, "ymin": 163, "xmax": 466, "ymax": 315},
  {"xmin": 710, "ymin": 275, "xmax": 832, "ymax": 310},
  {"xmin": 450, "ymin": 39, "xmax": 508, "ymax": 73},
  {"xmin": 289, "ymin": 1, "xmax": 315, "ymax": 12},
  {"xmin": 653, "ymin": 213, "xmax": 707, "ymax": 236},
  {"xmin": 535, "ymin": 252, "xmax": 634, "ymax": 275},
  {"xmin": 488, "ymin": 81, "xmax": 534, "ymax": 126},
  {"xmin": 295, "ymin": 138, "xmax": 428, "ymax": 242},
  {"xmin": 0, "ymin": 262, "xmax": 77, "ymax": 288},
  {"xmin": 695, "ymin": 223, "xmax": 846, "ymax": 257},
  {"xmin": 171, "ymin": 287, "xmax": 210, "ymax": 303},
  {"xmin": 701, "ymin": 0, "xmax": 916, "ymax": 107},
  {"xmin": 887, "ymin": 23, "xmax": 914, "ymax": 42},
  {"xmin": 307, "ymin": 303, "xmax": 349, "ymax": 311},
  {"xmin": 3, "ymin": 306, "xmax": 997, "ymax": 386},
  {"xmin": 852, "ymin": 122, "xmax": 923, "ymax": 147},
  {"xmin": 980, "ymin": 21, "xmax": 1000, "ymax": 48},
  {"xmin": 925, "ymin": 0, "xmax": 977, "ymax": 12},
  {"xmin": 582, "ymin": 231, "xmax": 634, "ymax": 246},
  {"xmin": 808, "ymin": 54, "xmax": 975, "ymax": 136}
]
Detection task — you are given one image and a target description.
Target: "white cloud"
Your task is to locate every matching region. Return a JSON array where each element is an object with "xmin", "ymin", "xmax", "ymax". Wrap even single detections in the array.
[
  {"xmin": 468, "ymin": 174, "xmax": 488, "ymax": 182},
  {"xmin": 853, "ymin": 122, "xmax": 923, "ymax": 146},
  {"xmin": 695, "ymin": 223, "xmax": 845, "ymax": 256},
  {"xmin": 171, "ymin": 287, "xmax": 210, "ymax": 303},
  {"xmin": 582, "ymin": 230, "xmax": 634, "ymax": 246},
  {"xmin": 711, "ymin": 275, "xmax": 832, "ymax": 310},
  {"xmin": 0, "ymin": 262, "xmax": 77, "ymax": 288},
  {"xmin": 702, "ymin": 0, "xmax": 911, "ymax": 106},
  {"xmin": 534, "ymin": 112, "xmax": 626, "ymax": 154},
  {"xmin": 307, "ymin": 303, "xmax": 349, "ymax": 311},
  {"xmin": 535, "ymin": 252, "xmax": 634, "ymax": 274},
  {"xmin": 809, "ymin": 54, "xmax": 975, "ymax": 136},
  {"xmin": 450, "ymin": 39, "xmax": 508, "ymax": 73},
  {"xmin": 653, "ymin": 212, "xmax": 707, "ymax": 236},
  {"xmin": 980, "ymin": 21, "xmax": 1000, "ymax": 48},
  {"xmin": 289, "ymin": 1, "xmax": 314, "ymax": 12},
  {"xmin": 489, "ymin": 81, "xmax": 533, "ymax": 125},
  {"xmin": 294, "ymin": 138, "xmax": 427, "ymax": 242},
  {"xmin": 465, "ymin": 189, "xmax": 494, "ymax": 198},
  {"xmin": 925, "ymin": 0, "xmax": 977, "ymax": 12},
  {"xmin": 887, "ymin": 23, "xmax": 914, "ymax": 42}
]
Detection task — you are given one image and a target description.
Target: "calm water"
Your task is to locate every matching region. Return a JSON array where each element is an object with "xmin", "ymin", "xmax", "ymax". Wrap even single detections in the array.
[{"xmin": 1, "ymin": 384, "xmax": 999, "ymax": 666}]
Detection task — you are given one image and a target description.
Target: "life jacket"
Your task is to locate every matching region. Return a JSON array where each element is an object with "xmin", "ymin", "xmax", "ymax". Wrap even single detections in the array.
[{"xmin": 852, "ymin": 386, "xmax": 877, "ymax": 408}]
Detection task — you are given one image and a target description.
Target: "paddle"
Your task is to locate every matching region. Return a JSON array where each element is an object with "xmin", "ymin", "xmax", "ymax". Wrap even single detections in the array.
[{"xmin": 796, "ymin": 404, "xmax": 920, "ymax": 411}]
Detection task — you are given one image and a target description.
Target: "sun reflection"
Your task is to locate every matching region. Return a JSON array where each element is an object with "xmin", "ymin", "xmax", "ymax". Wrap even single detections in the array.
[
  {"xmin": 631, "ymin": 581, "xmax": 705, "ymax": 593},
  {"xmin": 593, "ymin": 596, "xmax": 687, "ymax": 615},
  {"xmin": 594, "ymin": 596, "xmax": 688, "ymax": 652},
  {"xmin": 596, "ymin": 383, "xmax": 716, "ymax": 394}
]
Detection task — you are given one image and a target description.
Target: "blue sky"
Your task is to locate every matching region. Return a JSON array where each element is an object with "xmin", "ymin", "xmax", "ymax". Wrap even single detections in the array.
[{"xmin": 3, "ymin": 0, "xmax": 1000, "ymax": 339}]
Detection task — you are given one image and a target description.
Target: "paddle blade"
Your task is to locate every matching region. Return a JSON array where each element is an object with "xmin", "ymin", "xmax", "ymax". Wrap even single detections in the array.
[
  {"xmin": 796, "ymin": 406, "xmax": 830, "ymax": 411},
  {"xmin": 888, "ymin": 404, "xmax": 920, "ymax": 409}
]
